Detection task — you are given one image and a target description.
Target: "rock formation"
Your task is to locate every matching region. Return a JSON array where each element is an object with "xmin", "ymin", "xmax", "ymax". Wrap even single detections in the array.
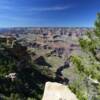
[{"xmin": 42, "ymin": 82, "xmax": 78, "ymax": 100}]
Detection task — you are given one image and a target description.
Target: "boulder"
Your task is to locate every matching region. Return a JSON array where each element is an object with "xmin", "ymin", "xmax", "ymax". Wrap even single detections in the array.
[{"xmin": 42, "ymin": 82, "xmax": 78, "ymax": 100}]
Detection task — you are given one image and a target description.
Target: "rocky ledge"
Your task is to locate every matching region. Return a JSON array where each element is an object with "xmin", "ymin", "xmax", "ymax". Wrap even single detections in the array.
[{"xmin": 42, "ymin": 82, "xmax": 78, "ymax": 100}]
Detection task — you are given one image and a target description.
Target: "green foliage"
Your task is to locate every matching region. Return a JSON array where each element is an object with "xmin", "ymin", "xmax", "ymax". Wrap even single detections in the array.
[
  {"xmin": 69, "ymin": 78, "xmax": 88, "ymax": 100},
  {"xmin": 70, "ymin": 13, "xmax": 100, "ymax": 100},
  {"xmin": 70, "ymin": 55, "xmax": 84, "ymax": 73},
  {"xmin": 79, "ymin": 36, "xmax": 91, "ymax": 50},
  {"xmin": 95, "ymin": 13, "xmax": 100, "ymax": 37}
]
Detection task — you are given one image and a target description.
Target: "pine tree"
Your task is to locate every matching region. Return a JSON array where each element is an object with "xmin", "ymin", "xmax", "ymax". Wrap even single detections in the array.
[{"xmin": 70, "ymin": 13, "xmax": 100, "ymax": 100}]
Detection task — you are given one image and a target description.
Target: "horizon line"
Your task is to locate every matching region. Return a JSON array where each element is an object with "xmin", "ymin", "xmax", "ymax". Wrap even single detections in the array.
[{"xmin": 0, "ymin": 26, "xmax": 93, "ymax": 29}]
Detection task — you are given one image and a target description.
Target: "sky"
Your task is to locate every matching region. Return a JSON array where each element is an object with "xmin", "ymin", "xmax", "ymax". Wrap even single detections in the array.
[{"xmin": 0, "ymin": 0, "xmax": 100, "ymax": 27}]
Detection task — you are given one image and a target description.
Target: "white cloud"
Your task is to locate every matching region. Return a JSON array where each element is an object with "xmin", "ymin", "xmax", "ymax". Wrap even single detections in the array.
[
  {"xmin": 0, "ymin": 3, "xmax": 72, "ymax": 12},
  {"xmin": 30, "ymin": 6, "xmax": 71, "ymax": 11}
]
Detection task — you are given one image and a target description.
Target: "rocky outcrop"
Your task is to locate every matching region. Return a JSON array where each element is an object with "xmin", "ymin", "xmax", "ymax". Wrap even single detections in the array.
[{"xmin": 42, "ymin": 82, "xmax": 78, "ymax": 100}]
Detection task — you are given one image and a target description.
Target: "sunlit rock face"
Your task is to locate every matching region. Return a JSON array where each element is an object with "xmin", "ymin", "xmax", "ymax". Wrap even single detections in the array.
[{"xmin": 42, "ymin": 82, "xmax": 78, "ymax": 100}]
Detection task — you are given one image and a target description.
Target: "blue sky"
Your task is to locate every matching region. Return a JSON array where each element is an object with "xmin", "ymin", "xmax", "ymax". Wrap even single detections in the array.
[{"xmin": 0, "ymin": 0, "xmax": 100, "ymax": 27}]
